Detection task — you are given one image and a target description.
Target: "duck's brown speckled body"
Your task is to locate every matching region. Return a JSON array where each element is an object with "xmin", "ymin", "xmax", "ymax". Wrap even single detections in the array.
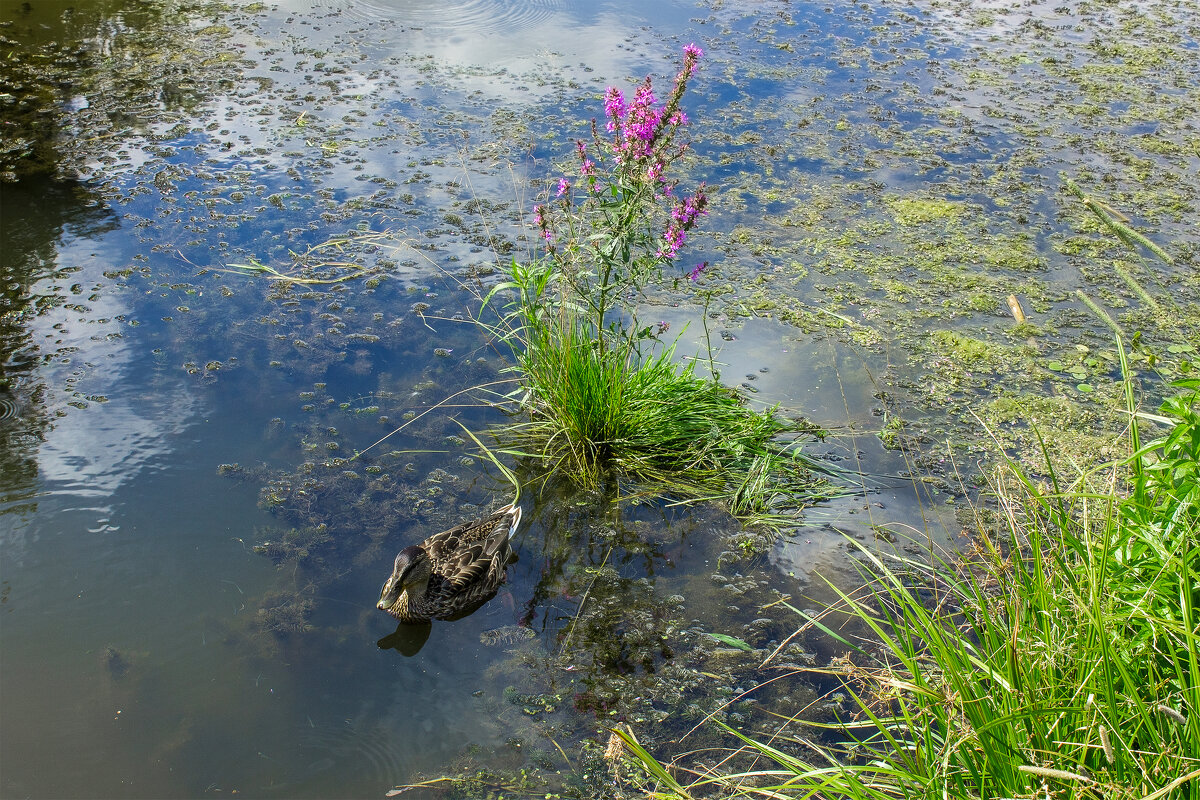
[{"xmin": 377, "ymin": 503, "xmax": 521, "ymax": 623}]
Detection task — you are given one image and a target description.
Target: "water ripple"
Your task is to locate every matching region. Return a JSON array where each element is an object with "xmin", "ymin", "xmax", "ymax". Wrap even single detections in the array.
[
  {"xmin": 0, "ymin": 391, "xmax": 23, "ymax": 422},
  {"xmin": 339, "ymin": 0, "xmax": 564, "ymax": 34},
  {"xmin": 297, "ymin": 720, "xmax": 411, "ymax": 791}
]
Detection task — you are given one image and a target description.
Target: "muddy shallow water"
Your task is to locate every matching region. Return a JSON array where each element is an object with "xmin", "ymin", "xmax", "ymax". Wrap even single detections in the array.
[{"xmin": 2, "ymin": 0, "xmax": 1197, "ymax": 797}]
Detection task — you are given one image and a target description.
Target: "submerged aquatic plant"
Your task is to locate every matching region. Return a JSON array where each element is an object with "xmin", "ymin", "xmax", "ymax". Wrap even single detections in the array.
[
  {"xmin": 222, "ymin": 231, "xmax": 396, "ymax": 285},
  {"xmin": 483, "ymin": 46, "xmax": 836, "ymax": 524}
]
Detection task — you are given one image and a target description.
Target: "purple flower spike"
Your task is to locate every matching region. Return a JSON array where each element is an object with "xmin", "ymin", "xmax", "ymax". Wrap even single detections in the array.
[
  {"xmin": 681, "ymin": 44, "xmax": 704, "ymax": 79},
  {"xmin": 687, "ymin": 262, "xmax": 708, "ymax": 281},
  {"xmin": 604, "ymin": 87, "xmax": 627, "ymax": 131}
]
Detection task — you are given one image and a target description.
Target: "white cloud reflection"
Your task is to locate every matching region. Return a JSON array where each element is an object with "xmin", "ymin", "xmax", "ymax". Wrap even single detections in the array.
[{"xmin": 29, "ymin": 246, "xmax": 201, "ymax": 504}]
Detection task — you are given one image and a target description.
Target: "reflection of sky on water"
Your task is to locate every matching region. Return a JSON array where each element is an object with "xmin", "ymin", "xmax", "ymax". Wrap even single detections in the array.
[
  {"xmin": 1, "ymin": 238, "xmax": 203, "ymax": 578},
  {"xmin": 650, "ymin": 310, "xmax": 965, "ymax": 587},
  {"xmin": 36, "ymin": 389, "xmax": 197, "ymax": 497},
  {"xmin": 27, "ymin": 240, "xmax": 202, "ymax": 500},
  {"xmin": 285, "ymin": 0, "xmax": 697, "ymax": 76},
  {"xmin": 205, "ymin": 0, "xmax": 707, "ymax": 209}
]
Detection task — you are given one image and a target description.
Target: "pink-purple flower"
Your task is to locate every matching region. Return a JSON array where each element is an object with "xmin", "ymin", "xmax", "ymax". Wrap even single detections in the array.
[
  {"xmin": 533, "ymin": 203, "xmax": 553, "ymax": 244},
  {"xmin": 532, "ymin": 46, "xmax": 707, "ymax": 269},
  {"xmin": 600, "ymin": 44, "xmax": 703, "ymax": 171},
  {"xmin": 658, "ymin": 225, "xmax": 687, "ymax": 260},
  {"xmin": 657, "ymin": 185, "xmax": 708, "ymax": 259},
  {"xmin": 671, "ymin": 187, "xmax": 707, "ymax": 227},
  {"xmin": 604, "ymin": 87, "xmax": 627, "ymax": 132}
]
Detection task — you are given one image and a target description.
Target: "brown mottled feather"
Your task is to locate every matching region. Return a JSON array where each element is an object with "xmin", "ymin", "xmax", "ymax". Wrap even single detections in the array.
[{"xmin": 377, "ymin": 504, "xmax": 520, "ymax": 622}]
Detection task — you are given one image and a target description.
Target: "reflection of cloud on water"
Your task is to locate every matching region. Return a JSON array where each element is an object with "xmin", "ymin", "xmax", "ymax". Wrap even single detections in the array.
[
  {"xmin": 26, "ymin": 249, "xmax": 202, "ymax": 503},
  {"xmin": 2, "ymin": 267, "xmax": 200, "ymax": 567},
  {"xmin": 264, "ymin": 0, "xmax": 694, "ymax": 98},
  {"xmin": 36, "ymin": 384, "xmax": 199, "ymax": 499}
]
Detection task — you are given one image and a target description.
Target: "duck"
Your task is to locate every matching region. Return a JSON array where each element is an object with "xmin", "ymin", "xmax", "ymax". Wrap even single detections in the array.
[{"xmin": 377, "ymin": 503, "xmax": 521, "ymax": 623}]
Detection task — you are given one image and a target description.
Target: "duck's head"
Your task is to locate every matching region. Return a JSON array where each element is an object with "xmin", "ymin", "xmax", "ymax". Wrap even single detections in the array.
[{"xmin": 377, "ymin": 545, "xmax": 432, "ymax": 616}]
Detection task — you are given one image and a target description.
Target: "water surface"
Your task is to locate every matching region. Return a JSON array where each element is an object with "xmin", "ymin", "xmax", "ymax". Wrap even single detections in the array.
[{"xmin": 2, "ymin": 0, "xmax": 1196, "ymax": 797}]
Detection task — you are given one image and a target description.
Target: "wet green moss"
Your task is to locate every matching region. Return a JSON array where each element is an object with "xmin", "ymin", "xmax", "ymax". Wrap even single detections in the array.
[
  {"xmin": 928, "ymin": 330, "xmax": 1027, "ymax": 369},
  {"xmin": 887, "ymin": 197, "xmax": 968, "ymax": 226}
]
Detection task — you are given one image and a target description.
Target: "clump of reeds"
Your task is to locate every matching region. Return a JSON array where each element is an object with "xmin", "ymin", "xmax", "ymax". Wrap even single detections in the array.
[
  {"xmin": 502, "ymin": 311, "xmax": 831, "ymax": 518},
  {"xmin": 484, "ymin": 46, "xmax": 838, "ymax": 524}
]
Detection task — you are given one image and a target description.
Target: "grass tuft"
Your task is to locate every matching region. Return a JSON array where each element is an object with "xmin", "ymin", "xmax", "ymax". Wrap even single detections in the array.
[{"xmin": 492, "ymin": 308, "xmax": 840, "ymax": 525}]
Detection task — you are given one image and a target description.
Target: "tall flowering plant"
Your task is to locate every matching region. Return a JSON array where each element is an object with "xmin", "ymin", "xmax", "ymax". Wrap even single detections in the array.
[
  {"xmin": 481, "ymin": 46, "xmax": 835, "ymax": 519},
  {"xmin": 519, "ymin": 44, "xmax": 709, "ymax": 355}
]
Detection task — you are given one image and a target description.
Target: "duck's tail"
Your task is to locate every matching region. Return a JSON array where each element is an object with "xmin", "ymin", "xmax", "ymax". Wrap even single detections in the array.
[{"xmin": 495, "ymin": 502, "xmax": 522, "ymax": 540}]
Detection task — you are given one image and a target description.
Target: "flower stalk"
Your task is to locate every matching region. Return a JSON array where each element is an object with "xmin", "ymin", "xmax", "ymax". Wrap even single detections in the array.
[{"xmin": 525, "ymin": 44, "xmax": 709, "ymax": 356}]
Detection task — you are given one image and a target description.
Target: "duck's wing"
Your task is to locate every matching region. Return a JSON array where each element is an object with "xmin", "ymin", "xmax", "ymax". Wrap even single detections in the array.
[
  {"xmin": 427, "ymin": 506, "xmax": 520, "ymax": 592},
  {"xmin": 439, "ymin": 544, "xmax": 498, "ymax": 591},
  {"xmin": 442, "ymin": 522, "xmax": 514, "ymax": 591}
]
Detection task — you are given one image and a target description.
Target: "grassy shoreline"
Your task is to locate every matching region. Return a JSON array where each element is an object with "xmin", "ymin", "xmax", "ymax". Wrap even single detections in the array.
[
  {"xmin": 615, "ymin": 374, "xmax": 1198, "ymax": 798},
  {"xmin": 605, "ymin": 191, "xmax": 1200, "ymax": 796}
]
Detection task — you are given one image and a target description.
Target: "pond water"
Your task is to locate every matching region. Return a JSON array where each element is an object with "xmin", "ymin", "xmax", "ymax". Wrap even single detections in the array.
[{"xmin": 2, "ymin": 0, "xmax": 1197, "ymax": 797}]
